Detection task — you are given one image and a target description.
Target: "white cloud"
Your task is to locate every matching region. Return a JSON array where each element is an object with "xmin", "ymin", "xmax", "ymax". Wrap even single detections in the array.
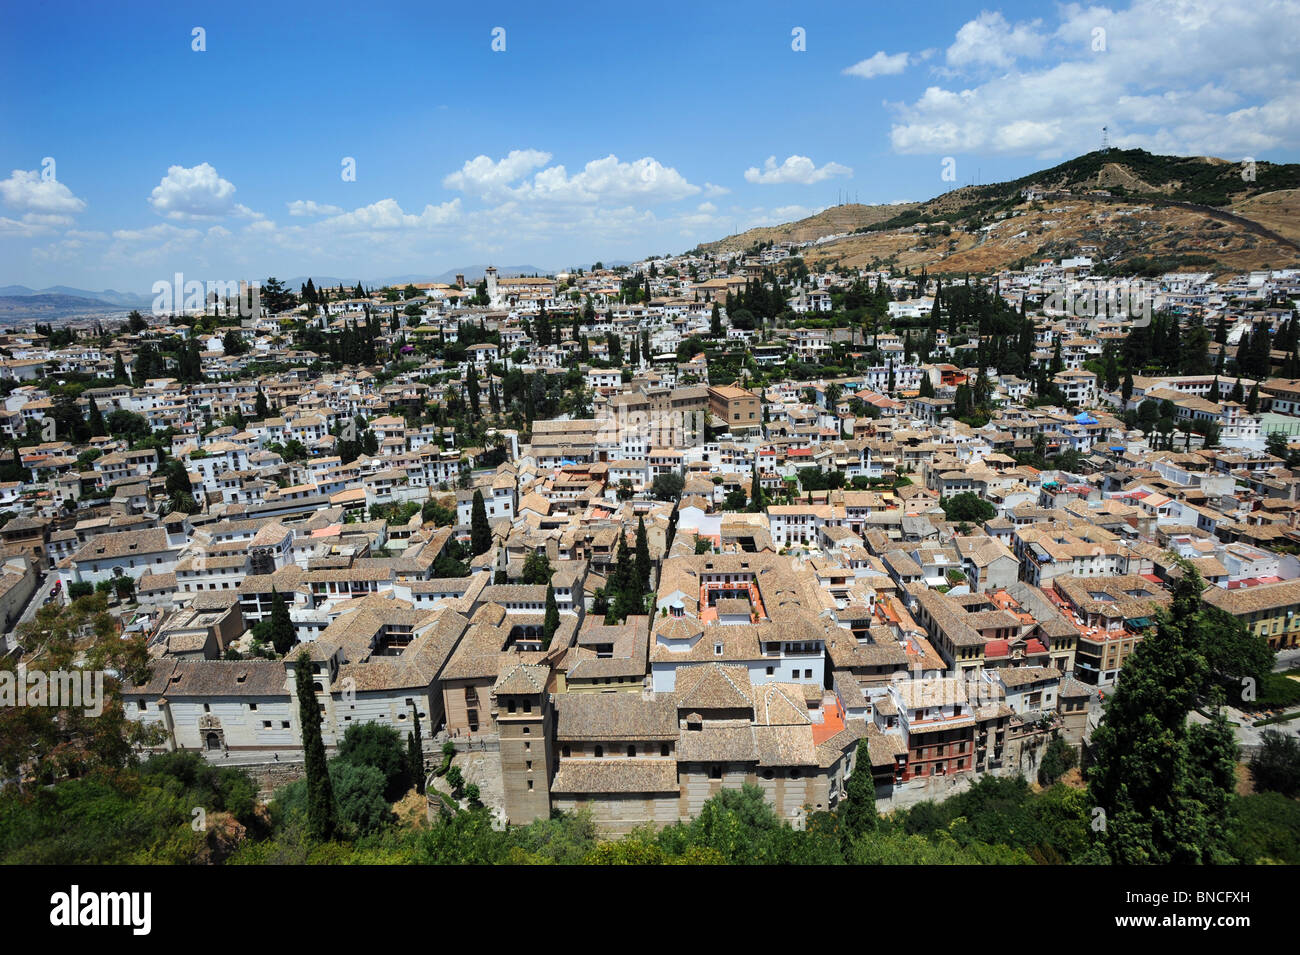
[
  {"xmin": 888, "ymin": 0, "xmax": 1300, "ymax": 158},
  {"xmin": 148, "ymin": 163, "xmax": 239, "ymax": 219},
  {"xmin": 21, "ymin": 213, "xmax": 74, "ymax": 227},
  {"xmin": 443, "ymin": 149, "xmax": 553, "ymax": 198},
  {"xmin": 318, "ymin": 198, "xmax": 461, "ymax": 233},
  {"xmin": 946, "ymin": 11, "xmax": 1046, "ymax": 70},
  {"xmin": 843, "ymin": 51, "xmax": 912, "ymax": 79},
  {"xmin": 0, "ymin": 169, "xmax": 87, "ymax": 215},
  {"xmin": 287, "ymin": 200, "xmax": 344, "ymax": 217},
  {"xmin": 526, "ymin": 155, "xmax": 701, "ymax": 203},
  {"xmin": 111, "ymin": 223, "xmax": 201, "ymax": 242},
  {"xmin": 744, "ymin": 155, "xmax": 853, "ymax": 185},
  {"xmin": 0, "ymin": 216, "xmax": 51, "ymax": 238},
  {"xmin": 445, "ymin": 151, "xmax": 702, "ymax": 204}
]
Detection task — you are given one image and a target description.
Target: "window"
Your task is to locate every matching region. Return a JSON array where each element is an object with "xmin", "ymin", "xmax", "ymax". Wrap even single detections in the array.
[
  {"xmin": 262, "ymin": 720, "xmax": 271, "ymax": 728},
  {"xmin": 527, "ymin": 780, "xmax": 533, "ymax": 791},
  {"xmin": 627, "ymin": 745, "xmax": 636, "ymax": 758},
  {"xmin": 248, "ymin": 702, "xmax": 257, "ymax": 711},
  {"xmin": 281, "ymin": 720, "xmax": 290, "ymax": 729},
  {"xmin": 526, "ymin": 760, "xmax": 532, "ymax": 771},
  {"xmin": 660, "ymin": 743, "xmax": 670, "ymax": 757},
  {"xmin": 203, "ymin": 704, "xmax": 210, "ymax": 713},
  {"xmin": 709, "ymin": 765, "xmax": 722, "ymax": 779},
  {"xmin": 136, "ymin": 700, "xmax": 146, "ymax": 711},
  {"xmin": 562, "ymin": 745, "xmax": 571, "ymax": 758},
  {"xmin": 594, "ymin": 746, "xmax": 604, "ymax": 758},
  {"xmin": 508, "ymin": 699, "xmax": 516, "ymax": 714}
]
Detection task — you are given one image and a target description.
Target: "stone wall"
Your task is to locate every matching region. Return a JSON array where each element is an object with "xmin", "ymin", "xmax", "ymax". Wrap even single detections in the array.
[{"xmin": 240, "ymin": 759, "xmax": 307, "ymax": 800}]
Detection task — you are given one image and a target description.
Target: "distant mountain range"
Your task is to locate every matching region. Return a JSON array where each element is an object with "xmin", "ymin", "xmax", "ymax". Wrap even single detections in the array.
[
  {"xmin": 1, "ymin": 260, "xmax": 647, "ymax": 322},
  {"xmin": 0, "ymin": 285, "xmax": 150, "ymax": 310}
]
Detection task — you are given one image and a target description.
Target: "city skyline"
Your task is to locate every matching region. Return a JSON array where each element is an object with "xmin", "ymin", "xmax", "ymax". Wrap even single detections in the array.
[{"xmin": 2, "ymin": 0, "xmax": 1298, "ymax": 291}]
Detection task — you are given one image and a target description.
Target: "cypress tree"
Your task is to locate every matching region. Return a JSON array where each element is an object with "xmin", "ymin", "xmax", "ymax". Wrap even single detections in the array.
[
  {"xmin": 543, "ymin": 583, "xmax": 559, "ymax": 648},
  {"xmin": 408, "ymin": 705, "xmax": 425, "ymax": 795},
  {"xmin": 634, "ymin": 516, "xmax": 652, "ymax": 596},
  {"xmin": 295, "ymin": 650, "xmax": 336, "ymax": 841},
  {"xmin": 470, "ymin": 489, "xmax": 491, "ymax": 556},
  {"xmin": 1086, "ymin": 566, "xmax": 1238, "ymax": 864},
  {"xmin": 86, "ymin": 396, "xmax": 106, "ymax": 437},
  {"xmin": 269, "ymin": 587, "xmax": 295, "ymax": 655},
  {"xmin": 466, "ymin": 362, "xmax": 481, "ymax": 418},
  {"xmin": 841, "ymin": 739, "xmax": 879, "ymax": 839}
]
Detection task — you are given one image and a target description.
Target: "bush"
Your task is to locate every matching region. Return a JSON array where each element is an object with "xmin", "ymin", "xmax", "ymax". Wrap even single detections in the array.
[
  {"xmin": 335, "ymin": 721, "xmax": 411, "ymax": 801},
  {"xmin": 1038, "ymin": 736, "xmax": 1078, "ymax": 786},
  {"xmin": 1251, "ymin": 730, "xmax": 1300, "ymax": 798},
  {"xmin": 1229, "ymin": 792, "xmax": 1300, "ymax": 864},
  {"xmin": 1255, "ymin": 672, "xmax": 1300, "ymax": 709},
  {"xmin": 67, "ymin": 581, "xmax": 93, "ymax": 600},
  {"xmin": 446, "ymin": 765, "xmax": 465, "ymax": 797},
  {"xmin": 650, "ymin": 472, "xmax": 684, "ymax": 501},
  {"xmin": 329, "ymin": 760, "xmax": 394, "ymax": 836}
]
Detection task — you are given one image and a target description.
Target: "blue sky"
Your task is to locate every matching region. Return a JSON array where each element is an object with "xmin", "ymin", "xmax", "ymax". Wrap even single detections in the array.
[{"xmin": 2, "ymin": 0, "xmax": 1297, "ymax": 292}]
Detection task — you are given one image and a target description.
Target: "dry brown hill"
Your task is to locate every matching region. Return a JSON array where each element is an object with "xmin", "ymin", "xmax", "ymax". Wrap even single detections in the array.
[
  {"xmin": 696, "ymin": 202, "xmax": 919, "ymax": 254},
  {"xmin": 800, "ymin": 195, "xmax": 1300, "ymax": 277}
]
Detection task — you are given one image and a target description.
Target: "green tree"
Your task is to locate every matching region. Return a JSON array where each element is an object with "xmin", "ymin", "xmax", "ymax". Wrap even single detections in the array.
[
  {"xmin": 521, "ymin": 550, "xmax": 552, "ymax": 585},
  {"xmin": 543, "ymin": 583, "xmax": 560, "ymax": 649},
  {"xmin": 268, "ymin": 587, "xmax": 295, "ymax": 656},
  {"xmin": 1037, "ymin": 735, "xmax": 1078, "ymax": 786},
  {"xmin": 650, "ymin": 472, "xmax": 684, "ymax": 501},
  {"xmin": 327, "ymin": 759, "xmax": 393, "ymax": 836},
  {"xmin": 634, "ymin": 516, "xmax": 652, "ymax": 595},
  {"xmin": 1251, "ymin": 729, "xmax": 1300, "ymax": 798},
  {"xmin": 1086, "ymin": 565, "xmax": 1238, "ymax": 864},
  {"xmin": 335, "ymin": 721, "xmax": 411, "ymax": 802},
  {"xmin": 408, "ymin": 705, "xmax": 426, "ymax": 796},
  {"xmin": 86, "ymin": 396, "xmax": 106, "ymax": 437},
  {"xmin": 295, "ymin": 651, "xmax": 336, "ymax": 841},
  {"xmin": 470, "ymin": 489, "xmax": 491, "ymax": 556},
  {"xmin": 840, "ymin": 740, "xmax": 879, "ymax": 838},
  {"xmin": 940, "ymin": 491, "xmax": 995, "ymax": 524}
]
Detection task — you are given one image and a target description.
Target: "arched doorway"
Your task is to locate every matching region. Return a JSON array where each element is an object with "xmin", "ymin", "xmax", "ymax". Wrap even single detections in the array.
[{"xmin": 205, "ymin": 732, "xmax": 222, "ymax": 751}]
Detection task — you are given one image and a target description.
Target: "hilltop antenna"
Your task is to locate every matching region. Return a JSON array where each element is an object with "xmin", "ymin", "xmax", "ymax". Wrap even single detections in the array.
[{"xmin": 1101, "ymin": 126, "xmax": 1110, "ymax": 153}]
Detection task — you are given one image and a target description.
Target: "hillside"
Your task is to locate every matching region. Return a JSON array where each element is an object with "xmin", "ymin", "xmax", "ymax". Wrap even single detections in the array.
[
  {"xmin": 695, "ymin": 202, "xmax": 919, "ymax": 254},
  {"xmin": 1231, "ymin": 189, "xmax": 1300, "ymax": 246},
  {"xmin": 706, "ymin": 149, "xmax": 1300, "ymax": 276},
  {"xmin": 801, "ymin": 196, "xmax": 1299, "ymax": 276}
]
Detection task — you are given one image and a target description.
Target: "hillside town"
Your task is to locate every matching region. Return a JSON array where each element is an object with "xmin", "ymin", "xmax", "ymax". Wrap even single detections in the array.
[{"xmin": 3, "ymin": 246, "xmax": 1299, "ymax": 836}]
